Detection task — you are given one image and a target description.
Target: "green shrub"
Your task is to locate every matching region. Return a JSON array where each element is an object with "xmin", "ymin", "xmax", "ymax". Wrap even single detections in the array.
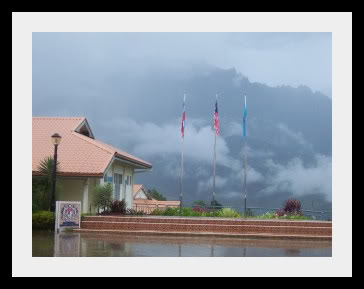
[
  {"xmin": 182, "ymin": 207, "xmax": 195, "ymax": 216},
  {"xmin": 257, "ymin": 212, "xmax": 278, "ymax": 219},
  {"xmin": 126, "ymin": 208, "xmax": 145, "ymax": 215},
  {"xmin": 150, "ymin": 208, "xmax": 164, "ymax": 215},
  {"xmin": 256, "ymin": 212, "xmax": 312, "ymax": 220},
  {"xmin": 81, "ymin": 213, "xmax": 95, "ymax": 219},
  {"xmin": 216, "ymin": 208, "xmax": 241, "ymax": 218},
  {"xmin": 164, "ymin": 207, "xmax": 180, "ymax": 216},
  {"xmin": 32, "ymin": 211, "xmax": 55, "ymax": 230},
  {"xmin": 93, "ymin": 183, "xmax": 113, "ymax": 212},
  {"xmin": 201, "ymin": 211, "xmax": 214, "ymax": 217}
]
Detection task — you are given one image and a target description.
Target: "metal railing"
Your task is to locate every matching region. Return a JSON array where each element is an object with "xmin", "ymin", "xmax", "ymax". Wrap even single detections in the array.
[{"xmin": 133, "ymin": 204, "xmax": 179, "ymax": 215}]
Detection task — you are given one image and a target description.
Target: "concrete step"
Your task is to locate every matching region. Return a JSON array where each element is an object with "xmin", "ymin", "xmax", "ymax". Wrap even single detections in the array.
[
  {"xmin": 73, "ymin": 228, "xmax": 332, "ymax": 241},
  {"xmin": 80, "ymin": 220, "xmax": 332, "ymax": 236},
  {"xmin": 83, "ymin": 216, "xmax": 332, "ymax": 228}
]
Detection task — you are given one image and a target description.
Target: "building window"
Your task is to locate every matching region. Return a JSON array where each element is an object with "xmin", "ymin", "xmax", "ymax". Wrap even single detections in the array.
[
  {"xmin": 104, "ymin": 174, "xmax": 113, "ymax": 184},
  {"xmin": 113, "ymin": 173, "xmax": 123, "ymax": 184},
  {"xmin": 125, "ymin": 175, "xmax": 131, "ymax": 186}
]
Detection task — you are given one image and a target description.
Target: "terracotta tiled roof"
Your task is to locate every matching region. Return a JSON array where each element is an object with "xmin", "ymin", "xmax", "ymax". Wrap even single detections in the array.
[
  {"xmin": 32, "ymin": 117, "xmax": 152, "ymax": 177},
  {"xmin": 133, "ymin": 184, "xmax": 154, "ymax": 200},
  {"xmin": 90, "ymin": 138, "xmax": 152, "ymax": 168},
  {"xmin": 132, "ymin": 184, "xmax": 180, "ymax": 205},
  {"xmin": 133, "ymin": 184, "xmax": 144, "ymax": 196}
]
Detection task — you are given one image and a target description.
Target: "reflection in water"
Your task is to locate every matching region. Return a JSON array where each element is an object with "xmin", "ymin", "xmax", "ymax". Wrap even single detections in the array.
[
  {"xmin": 54, "ymin": 232, "xmax": 80, "ymax": 257},
  {"xmin": 285, "ymin": 249, "xmax": 301, "ymax": 257},
  {"xmin": 33, "ymin": 231, "xmax": 332, "ymax": 257}
]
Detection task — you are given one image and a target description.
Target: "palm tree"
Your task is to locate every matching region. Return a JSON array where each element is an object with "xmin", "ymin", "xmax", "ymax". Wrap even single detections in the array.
[{"xmin": 37, "ymin": 156, "xmax": 60, "ymax": 210}]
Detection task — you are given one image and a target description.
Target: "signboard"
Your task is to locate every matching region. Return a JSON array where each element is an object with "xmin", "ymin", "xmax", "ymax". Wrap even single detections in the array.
[{"xmin": 55, "ymin": 201, "xmax": 81, "ymax": 231}]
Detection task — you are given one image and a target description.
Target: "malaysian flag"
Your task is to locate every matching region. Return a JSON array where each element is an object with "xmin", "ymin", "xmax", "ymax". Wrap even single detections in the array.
[
  {"xmin": 214, "ymin": 99, "xmax": 219, "ymax": 135},
  {"xmin": 243, "ymin": 94, "xmax": 247, "ymax": 137},
  {"xmin": 181, "ymin": 94, "xmax": 186, "ymax": 138}
]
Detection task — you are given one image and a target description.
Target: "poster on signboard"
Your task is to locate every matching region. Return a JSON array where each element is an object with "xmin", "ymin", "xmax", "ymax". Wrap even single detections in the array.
[{"xmin": 55, "ymin": 201, "xmax": 81, "ymax": 231}]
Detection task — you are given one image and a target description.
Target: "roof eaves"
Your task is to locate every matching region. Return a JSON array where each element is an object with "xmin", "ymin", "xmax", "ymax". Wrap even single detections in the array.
[
  {"xmin": 32, "ymin": 171, "xmax": 104, "ymax": 178},
  {"xmin": 115, "ymin": 153, "xmax": 152, "ymax": 169}
]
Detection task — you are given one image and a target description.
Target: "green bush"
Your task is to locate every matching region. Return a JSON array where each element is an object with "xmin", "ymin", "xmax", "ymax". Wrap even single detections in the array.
[
  {"xmin": 182, "ymin": 207, "xmax": 196, "ymax": 216},
  {"xmin": 216, "ymin": 208, "xmax": 241, "ymax": 218},
  {"xmin": 256, "ymin": 212, "xmax": 312, "ymax": 220},
  {"xmin": 257, "ymin": 212, "xmax": 278, "ymax": 219},
  {"xmin": 201, "ymin": 211, "xmax": 215, "ymax": 217},
  {"xmin": 164, "ymin": 207, "xmax": 180, "ymax": 216},
  {"xmin": 32, "ymin": 211, "xmax": 55, "ymax": 230},
  {"xmin": 93, "ymin": 183, "xmax": 113, "ymax": 212},
  {"xmin": 81, "ymin": 213, "xmax": 95, "ymax": 219},
  {"xmin": 126, "ymin": 208, "xmax": 145, "ymax": 215},
  {"xmin": 150, "ymin": 208, "xmax": 165, "ymax": 215}
]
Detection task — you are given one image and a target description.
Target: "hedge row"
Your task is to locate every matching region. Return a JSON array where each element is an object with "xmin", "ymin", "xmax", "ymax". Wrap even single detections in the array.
[{"xmin": 32, "ymin": 211, "xmax": 55, "ymax": 230}]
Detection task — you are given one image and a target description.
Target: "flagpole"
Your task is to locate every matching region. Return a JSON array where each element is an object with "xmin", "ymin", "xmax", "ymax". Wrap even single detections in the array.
[
  {"xmin": 212, "ymin": 94, "xmax": 217, "ymax": 216},
  {"xmin": 180, "ymin": 93, "xmax": 186, "ymax": 216},
  {"xmin": 243, "ymin": 93, "xmax": 247, "ymax": 217},
  {"xmin": 244, "ymin": 133, "xmax": 247, "ymax": 216},
  {"xmin": 180, "ymin": 135, "xmax": 184, "ymax": 216}
]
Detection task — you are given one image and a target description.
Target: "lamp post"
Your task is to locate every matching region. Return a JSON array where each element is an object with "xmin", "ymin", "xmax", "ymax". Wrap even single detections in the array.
[{"xmin": 50, "ymin": 133, "xmax": 61, "ymax": 212}]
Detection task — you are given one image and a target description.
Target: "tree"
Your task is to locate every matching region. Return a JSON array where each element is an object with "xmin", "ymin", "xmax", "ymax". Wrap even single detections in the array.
[
  {"xmin": 93, "ymin": 183, "xmax": 113, "ymax": 213},
  {"xmin": 193, "ymin": 200, "xmax": 208, "ymax": 208},
  {"xmin": 210, "ymin": 199, "xmax": 223, "ymax": 209},
  {"xmin": 32, "ymin": 177, "xmax": 47, "ymax": 212},
  {"xmin": 147, "ymin": 189, "xmax": 167, "ymax": 201},
  {"xmin": 33, "ymin": 156, "xmax": 61, "ymax": 211}
]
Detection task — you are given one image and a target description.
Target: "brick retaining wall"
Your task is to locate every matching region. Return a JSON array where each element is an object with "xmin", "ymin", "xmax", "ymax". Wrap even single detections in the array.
[{"xmin": 79, "ymin": 216, "xmax": 331, "ymax": 239}]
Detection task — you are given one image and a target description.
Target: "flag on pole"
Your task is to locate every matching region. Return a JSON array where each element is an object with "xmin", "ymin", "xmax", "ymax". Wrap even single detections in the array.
[
  {"xmin": 243, "ymin": 94, "xmax": 247, "ymax": 137},
  {"xmin": 214, "ymin": 99, "xmax": 219, "ymax": 136},
  {"xmin": 181, "ymin": 94, "xmax": 186, "ymax": 138}
]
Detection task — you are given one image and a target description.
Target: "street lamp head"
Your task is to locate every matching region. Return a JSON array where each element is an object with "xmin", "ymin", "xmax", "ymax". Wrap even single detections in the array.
[{"xmin": 51, "ymin": 133, "xmax": 62, "ymax": 145}]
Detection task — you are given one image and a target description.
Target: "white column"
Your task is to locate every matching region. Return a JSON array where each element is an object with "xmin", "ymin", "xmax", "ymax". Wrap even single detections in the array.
[
  {"xmin": 122, "ymin": 167, "xmax": 126, "ymax": 201},
  {"xmin": 131, "ymin": 169, "xmax": 134, "ymax": 209},
  {"xmin": 82, "ymin": 178, "xmax": 89, "ymax": 213}
]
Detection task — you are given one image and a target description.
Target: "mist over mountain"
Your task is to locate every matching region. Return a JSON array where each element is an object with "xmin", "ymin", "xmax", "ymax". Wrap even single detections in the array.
[
  {"xmin": 33, "ymin": 62, "xmax": 332, "ymax": 212},
  {"xmin": 131, "ymin": 66, "xmax": 332, "ymax": 211}
]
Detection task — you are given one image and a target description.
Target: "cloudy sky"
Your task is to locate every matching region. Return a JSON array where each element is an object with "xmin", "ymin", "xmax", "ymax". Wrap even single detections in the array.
[{"xmin": 32, "ymin": 32, "xmax": 332, "ymax": 212}]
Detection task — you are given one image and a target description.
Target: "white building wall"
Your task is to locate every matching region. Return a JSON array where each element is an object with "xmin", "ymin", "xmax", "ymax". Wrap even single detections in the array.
[
  {"xmin": 124, "ymin": 166, "xmax": 134, "ymax": 209},
  {"xmin": 102, "ymin": 161, "xmax": 135, "ymax": 209},
  {"xmin": 57, "ymin": 161, "xmax": 137, "ymax": 213},
  {"xmin": 56, "ymin": 177, "xmax": 100, "ymax": 214}
]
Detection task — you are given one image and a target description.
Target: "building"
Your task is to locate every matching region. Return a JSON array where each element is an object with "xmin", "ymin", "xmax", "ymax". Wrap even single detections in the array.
[
  {"xmin": 133, "ymin": 184, "xmax": 180, "ymax": 214},
  {"xmin": 32, "ymin": 117, "xmax": 152, "ymax": 213}
]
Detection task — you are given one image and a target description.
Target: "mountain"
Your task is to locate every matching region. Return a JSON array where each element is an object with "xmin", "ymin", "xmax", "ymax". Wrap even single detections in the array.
[{"xmin": 33, "ymin": 62, "xmax": 332, "ymax": 212}]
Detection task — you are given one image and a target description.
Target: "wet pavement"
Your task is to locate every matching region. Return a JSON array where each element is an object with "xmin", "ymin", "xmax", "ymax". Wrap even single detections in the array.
[{"xmin": 32, "ymin": 231, "xmax": 332, "ymax": 257}]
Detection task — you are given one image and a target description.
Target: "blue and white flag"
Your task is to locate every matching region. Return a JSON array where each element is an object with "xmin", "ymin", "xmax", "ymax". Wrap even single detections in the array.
[{"xmin": 243, "ymin": 94, "xmax": 247, "ymax": 137}]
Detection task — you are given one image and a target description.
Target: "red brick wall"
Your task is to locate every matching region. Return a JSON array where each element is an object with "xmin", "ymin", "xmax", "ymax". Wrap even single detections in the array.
[{"xmin": 80, "ymin": 216, "xmax": 331, "ymax": 237}]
